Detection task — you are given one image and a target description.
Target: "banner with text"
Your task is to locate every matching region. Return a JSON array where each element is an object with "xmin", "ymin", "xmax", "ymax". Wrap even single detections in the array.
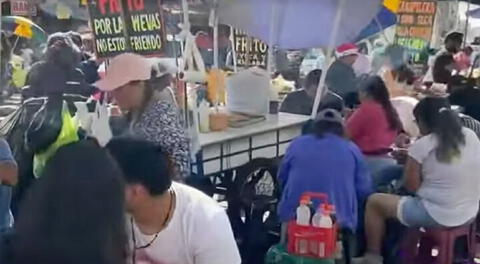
[
  {"xmin": 232, "ymin": 29, "xmax": 268, "ymax": 68},
  {"xmin": 122, "ymin": 0, "xmax": 165, "ymax": 55},
  {"xmin": 394, "ymin": 0, "xmax": 436, "ymax": 68},
  {"xmin": 88, "ymin": 0, "xmax": 165, "ymax": 58},
  {"xmin": 11, "ymin": 0, "xmax": 37, "ymax": 16}
]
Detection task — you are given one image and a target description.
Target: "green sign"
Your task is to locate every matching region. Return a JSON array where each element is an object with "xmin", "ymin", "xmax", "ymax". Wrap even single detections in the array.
[{"xmin": 394, "ymin": 0, "xmax": 436, "ymax": 66}]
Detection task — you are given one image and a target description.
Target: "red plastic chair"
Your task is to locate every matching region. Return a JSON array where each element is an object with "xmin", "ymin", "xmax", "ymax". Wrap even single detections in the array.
[{"xmin": 400, "ymin": 223, "xmax": 476, "ymax": 264}]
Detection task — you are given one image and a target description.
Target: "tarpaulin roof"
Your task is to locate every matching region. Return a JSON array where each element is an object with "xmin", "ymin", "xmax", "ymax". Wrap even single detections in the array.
[
  {"xmin": 356, "ymin": 0, "xmax": 399, "ymax": 40},
  {"xmin": 217, "ymin": 0, "xmax": 383, "ymax": 49}
]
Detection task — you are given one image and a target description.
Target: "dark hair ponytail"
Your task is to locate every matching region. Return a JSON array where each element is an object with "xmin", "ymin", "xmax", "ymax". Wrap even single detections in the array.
[
  {"xmin": 362, "ymin": 76, "xmax": 403, "ymax": 131},
  {"xmin": 414, "ymin": 97, "xmax": 465, "ymax": 163}
]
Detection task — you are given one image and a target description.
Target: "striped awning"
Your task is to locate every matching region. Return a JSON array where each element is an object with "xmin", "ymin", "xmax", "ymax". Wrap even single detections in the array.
[{"xmin": 356, "ymin": 0, "xmax": 400, "ymax": 40}]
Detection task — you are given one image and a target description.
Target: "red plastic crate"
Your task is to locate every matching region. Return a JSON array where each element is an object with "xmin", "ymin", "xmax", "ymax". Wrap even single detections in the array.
[{"xmin": 287, "ymin": 192, "xmax": 338, "ymax": 259}]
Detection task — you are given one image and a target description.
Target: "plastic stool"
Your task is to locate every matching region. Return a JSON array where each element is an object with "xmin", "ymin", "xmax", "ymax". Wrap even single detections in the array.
[{"xmin": 400, "ymin": 223, "xmax": 476, "ymax": 264}]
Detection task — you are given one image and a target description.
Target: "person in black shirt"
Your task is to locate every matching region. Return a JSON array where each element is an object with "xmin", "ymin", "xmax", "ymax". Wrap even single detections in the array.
[
  {"xmin": 326, "ymin": 43, "xmax": 360, "ymax": 106},
  {"xmin": 448, "ymin": 76, "xmax": 480, "ymax": 121},
  {"xmin": 24, "ymin": 32, "xmax": 95, "ymax": 99},
  {"xmin": 280, "ymin": 69, "xmax": 344, "ymax": 116},
  {"xmin": 432, "ymin": 32, "xmax": 463, "ymax": 84}
]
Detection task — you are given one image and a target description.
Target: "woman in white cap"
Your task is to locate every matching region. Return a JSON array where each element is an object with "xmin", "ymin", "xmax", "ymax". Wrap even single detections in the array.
[{"xmin": 95, "ymin": 53, "xmax": 189, "ymax": 181}]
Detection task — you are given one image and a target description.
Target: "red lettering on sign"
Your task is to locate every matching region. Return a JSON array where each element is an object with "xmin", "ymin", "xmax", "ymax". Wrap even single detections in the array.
[
  {"xmin": 98, "ymin": 0, "xmax": 122, "ymax": 15},
  {"xmin": 127, "ymin": 0, "xmax": 144, "ymax": 11}
]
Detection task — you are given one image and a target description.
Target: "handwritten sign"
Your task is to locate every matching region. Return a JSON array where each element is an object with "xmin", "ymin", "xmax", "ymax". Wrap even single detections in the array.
[
  {"xmin": 88, "ymin": 0, "xmax": 127, "ymax": 58},
  {"xmin": 88, "ymin": 0, "xmax": 165, "ymax": 58},
  {"xmin": 394, "ymin": 0, "xmax": 436, "ymax": 66},
  {"xmin": 232, "ymin": 29, "xmax": 268, "ymax": 68},
  {"xmin": 122, "ymin": 0, "xmax": 165, "ymax": 55}
]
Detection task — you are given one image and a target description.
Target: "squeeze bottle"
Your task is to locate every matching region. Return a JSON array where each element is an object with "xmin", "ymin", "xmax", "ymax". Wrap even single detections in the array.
[{"xmin": 296, "ymin": 198, "xmax": 311, "ymax": 226}]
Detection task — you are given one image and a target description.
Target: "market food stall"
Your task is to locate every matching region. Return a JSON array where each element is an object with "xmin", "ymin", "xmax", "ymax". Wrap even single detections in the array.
[{"xmin": 188, "ymin": 0, "xmax": 383, "ymax": 182}]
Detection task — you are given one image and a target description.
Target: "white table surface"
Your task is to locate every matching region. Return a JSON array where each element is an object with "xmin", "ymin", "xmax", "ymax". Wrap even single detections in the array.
[{"xmin": 198, "ymin": 113, "xmax": 310, "ymax": 147}]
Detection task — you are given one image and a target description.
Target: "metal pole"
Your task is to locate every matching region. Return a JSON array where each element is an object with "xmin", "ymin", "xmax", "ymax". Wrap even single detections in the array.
[
  {"xmin": 181, "ymin": 0, "xmax": 190, "ymax": 126},
  {"xmin": 267, "ymin": 0, "xmax": 279, "ymax": 75},
  {"xmin": 374, "ymin": 15, "xmax": 390, "ymax": 43},
  {"xmin": 212, "ymin": 0, "xmax": 219, "ymax": 69},
  {"xmin": 311, "ymin": 0, "xmax": 347, "ymax": 118},
  {"xmin": 464, "ymin": 0, "xmax": 471, "ymax": 47},
  {"xmin": 230, "ymin": 28, "xmax": 238, "ymax": 72}
]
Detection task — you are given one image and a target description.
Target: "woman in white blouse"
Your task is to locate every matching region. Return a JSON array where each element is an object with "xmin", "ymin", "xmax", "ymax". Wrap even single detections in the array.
[{"xmin": 354, "ymin": 97, "xmax": 480, "ymax": 264}]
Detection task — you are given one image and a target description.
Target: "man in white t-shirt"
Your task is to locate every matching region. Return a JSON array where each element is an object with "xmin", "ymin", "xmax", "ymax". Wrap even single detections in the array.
[{"xmin": 106, "ymin": 138, "xmax": 241, "ymax": 264}]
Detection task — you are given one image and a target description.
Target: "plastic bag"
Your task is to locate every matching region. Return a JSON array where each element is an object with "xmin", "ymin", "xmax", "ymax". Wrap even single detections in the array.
[
  {"xmin": 25, "ymin": 97, "xmax": 63, "ymax": 153},
  {"xmin": 226, "ymin": 68, "xmax": 270, "ymax": 116},
  {"xmin": 90, "ymin": 99, "xmax": 112, "ymax": 147},
  {"xmin": 265, "ymin": 244, "xmax": 334, "ymax": 264},
  {"xmin": 33, "ymin": 103, "xmax": 79, "ymax": 178}
]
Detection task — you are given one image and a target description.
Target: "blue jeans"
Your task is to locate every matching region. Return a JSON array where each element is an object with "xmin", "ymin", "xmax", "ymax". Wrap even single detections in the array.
[
  {"xmin": 365, "ymin": 156, "xmax": 398, "ymax": 186},
  {"xmin": 397, "ymin": 197, "xmax": 442, "ymax": 228},
  {"xmin": 0, "ymin": 185, "xmax": 13, "ymax": 232}
]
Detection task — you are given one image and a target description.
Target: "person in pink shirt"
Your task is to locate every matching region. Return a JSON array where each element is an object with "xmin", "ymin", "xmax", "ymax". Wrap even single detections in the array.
[
  {"xmin": 347, "ymin": 76, "xmax": 403, "ymax": 185},
  {"xmin": 454, "ymin": 46, "xmax": 473, "ymax": 73}
]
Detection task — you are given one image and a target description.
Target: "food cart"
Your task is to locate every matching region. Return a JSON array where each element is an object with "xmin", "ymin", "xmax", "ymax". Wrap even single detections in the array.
[
  {"xmin": 190, "ymin": 0, "xmax": 383, "ymax": 184},
  {"xmin": 192, "ymin": 113, "xmax": 309, "ymax": 178}
]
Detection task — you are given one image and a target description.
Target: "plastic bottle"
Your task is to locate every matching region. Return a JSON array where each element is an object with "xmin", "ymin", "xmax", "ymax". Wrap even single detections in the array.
[
  {"xmin": 311, "ymin": 207, "xmax": 322, "ymax": 228},
  {"xmin": 312, "ymin": 204, "xmax": 333, "ymax": 257},
  {"xmin": 198, "ymin": 100, "xmax": 210, "ymax": 133},
  {"xmin": 296, "ymin": 198, "xmax": 311, "ymax": 226},
  {"xmin": 296, "ymin": 198, "xmax": 311, "ymax": 255},
  {"xmin": 312, "ymin": 204, "xmax": 333, "ymax": 228}
]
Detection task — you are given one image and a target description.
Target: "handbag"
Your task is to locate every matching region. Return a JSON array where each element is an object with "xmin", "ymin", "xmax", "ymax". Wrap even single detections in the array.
[{"xmin": 90, "ymin": 98, "xmax": 112, "ymax": 147}]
